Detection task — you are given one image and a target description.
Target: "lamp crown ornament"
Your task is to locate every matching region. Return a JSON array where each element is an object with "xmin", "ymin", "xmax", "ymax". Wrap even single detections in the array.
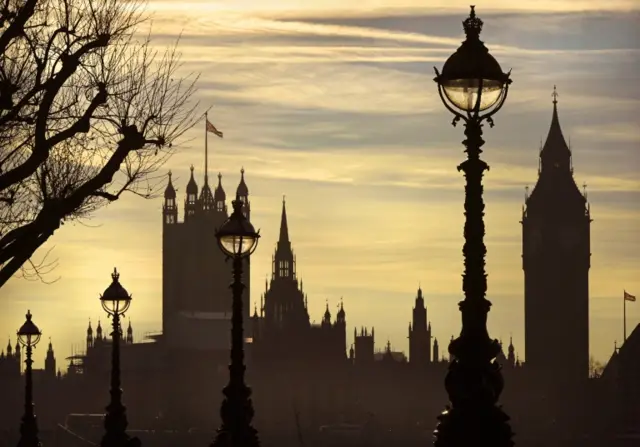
[
  {"xmin": 111, "ymin": 267, "xmax": 119, "ymax": 282},
  {"xmin": 463, "ymin": 5, "xmax": 483, "ymax": 39}
]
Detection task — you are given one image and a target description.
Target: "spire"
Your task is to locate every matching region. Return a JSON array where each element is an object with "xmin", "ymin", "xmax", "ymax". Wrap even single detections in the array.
[
  {"xmin": 213, "ymin": 172, "xmax": 226, "ymax": 211},
  {"xmin": 323, "ymin": 300, "xmax": 331, "ymax": 324},
  {"xmin": 164, "ymin": 170, "xmax": 176, "ymax": 199},
  {"xmin": 279, "ymin": 195, "xmax": 289, "ymax": 243},
  {"xmin": 337, "ymin": 298, "xmax": 345, "ymax": 322},
  {"xmin": 186, "ymin": 165, "xmax": 198, "ymax": 195},
  {"xmin": 237, "ymin": 167, "xmax": 249, "ymax": 197},
  {"xmin": 415, "ymin": 286, "xmax": 425, "ymax": 308},
  {"xmin": 540, "ymin": 85, "xmax": 572, "ymax": 173}
]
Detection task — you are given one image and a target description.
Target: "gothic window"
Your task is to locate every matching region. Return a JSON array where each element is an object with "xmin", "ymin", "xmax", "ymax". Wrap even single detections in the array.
[
  {"xmin": 216, "ymin": 201, "xmax": 224, "ymax": 212},
  {"xmin": 166, "ymin": 215, "xmax": 175, "ymax": 224},
  {"xmin": 166, "ymin": 198, "xmax": 175, "ymax": 208},
  {"xmin": 188, "ymin": 193, "xmax": 196, "ymax": 204}
]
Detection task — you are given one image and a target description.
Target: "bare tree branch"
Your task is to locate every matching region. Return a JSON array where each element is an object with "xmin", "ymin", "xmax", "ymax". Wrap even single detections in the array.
[{"xmin": 0, "ymin": 0, "xmax": 200, "ymax": 288}]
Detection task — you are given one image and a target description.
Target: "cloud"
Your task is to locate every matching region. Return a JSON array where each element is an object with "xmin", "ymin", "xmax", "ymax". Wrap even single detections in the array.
[
  {"xmin": 3, "ymin": 2, "xmax": 640, "ymax": 369},
  {"xmin": 573, "ymin": 123, "xmax": 640, "ymax": 143}
]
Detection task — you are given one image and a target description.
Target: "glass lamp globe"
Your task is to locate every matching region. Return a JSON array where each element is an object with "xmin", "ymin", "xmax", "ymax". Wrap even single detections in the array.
[
  {"xmin": 100, "ymin": 268, "xmax": 132, "ymax": 315},
  {"xmin": 216, "ymin": 198, "xmax": 260, "ymax": 258},
  {"xmin": 436, "ymin": 6, "xmax": 511, "ymax": 113},
  {"xmin": 17, "ymin": 310, "xmax": 42, "ymax": 347}
]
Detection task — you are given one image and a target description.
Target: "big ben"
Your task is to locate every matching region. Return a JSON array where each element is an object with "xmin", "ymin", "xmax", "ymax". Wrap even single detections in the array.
[{"xmin": 522, "ymin": 88, "xmax": 591, "ymax": 383}]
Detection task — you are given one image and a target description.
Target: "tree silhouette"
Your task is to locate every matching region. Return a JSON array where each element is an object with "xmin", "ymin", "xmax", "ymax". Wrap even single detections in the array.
[
  {"xmin": 588, "ymin": 356, "xmax": 605, "ymax": 379},
  {"xmin": 0, "ymin": 0, "xmax": 200, "ymax": 288}
]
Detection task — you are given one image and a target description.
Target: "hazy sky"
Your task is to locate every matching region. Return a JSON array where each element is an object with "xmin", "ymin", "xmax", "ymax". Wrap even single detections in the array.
[{"xmin": 1, "ymin": 0, "xmax": 639, "ymax": 370}]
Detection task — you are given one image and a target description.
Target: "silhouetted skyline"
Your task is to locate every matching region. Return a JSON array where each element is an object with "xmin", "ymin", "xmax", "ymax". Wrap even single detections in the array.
[{"xmin": 1, "ymin": 0, "xmax": 639, "ymax": 370}]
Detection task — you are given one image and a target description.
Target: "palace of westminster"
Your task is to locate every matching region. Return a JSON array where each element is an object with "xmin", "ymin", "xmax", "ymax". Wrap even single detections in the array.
[{"xmin": 0, "ymin": 97, "xmax": 639, "ymax": 446}]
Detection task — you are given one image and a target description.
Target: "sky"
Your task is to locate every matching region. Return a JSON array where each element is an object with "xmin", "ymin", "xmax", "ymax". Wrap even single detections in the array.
[{"xmin": 1, "ymin": 0, "xmax": 639, "ymax": 370}]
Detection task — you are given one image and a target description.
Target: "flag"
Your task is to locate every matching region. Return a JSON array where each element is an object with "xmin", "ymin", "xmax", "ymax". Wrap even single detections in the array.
[
  {"xmin": 624, "ymin": 290, "xmax": 636, "ymax": 302},
  {"xmin": 206, "ymin": 119, "xmax": 223, "ymax": 138}
]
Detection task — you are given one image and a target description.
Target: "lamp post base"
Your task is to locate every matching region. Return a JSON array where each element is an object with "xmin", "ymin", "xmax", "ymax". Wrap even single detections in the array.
[
  {"xmin": 211, "ymin": 391, "xmax": 260, "ymax": 447},
  {"xmin": 211, "ymin": 427, "xmax": 260, "ymax": 447},
  {"xmin": 433, "ymin": 354, "xmax": 514, "ymax": 447},
  {"xmin": 17, "ymin": 416, "xmax": 41, "ymax": 447}
]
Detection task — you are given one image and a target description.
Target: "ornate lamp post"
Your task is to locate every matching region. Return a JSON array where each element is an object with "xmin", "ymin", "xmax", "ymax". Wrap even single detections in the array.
[
  {"xmin": 211, "ymin": 197, "xmax": 260, "ymax": 447},
  {"xmin": 99, "ymin": 268, "xmax": 139, "ymax": 447},
  {"xmin": 17, "ymin": 310, "xmax": 42, "ymax": 447},
  {"xmin": 432, "ymin": 6, "xmax": 514, "ymax": 447}
]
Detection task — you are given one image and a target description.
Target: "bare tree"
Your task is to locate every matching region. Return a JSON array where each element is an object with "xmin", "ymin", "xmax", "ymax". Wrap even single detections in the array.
[
  {"xmin": 0, "ymin": 0, "xmax": 200, "ymax": 288},
  {"xmin": 588, "ymin": 355, "xmax": 605, "ymax": 379}
]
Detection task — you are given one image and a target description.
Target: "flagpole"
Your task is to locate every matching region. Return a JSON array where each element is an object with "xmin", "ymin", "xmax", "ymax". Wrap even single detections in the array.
[
  {"xmin": 204, "ymin": 111, "xmax": 209, "ymax": 184},
  {"xmin": 623, "ymin": 290, "xmax": 627, "ymax": 343}
]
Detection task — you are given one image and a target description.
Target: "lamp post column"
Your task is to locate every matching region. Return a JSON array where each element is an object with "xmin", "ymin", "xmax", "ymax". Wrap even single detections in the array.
[
  {"xmin": 102, "ymin": 312, "xmax": 130, "ymax": 447},
  {"xmin": 212, "ymin": 255, "xmax": 259, "ymax": 447},
  {"xmin": 434, "ymin": 118, "xmax": 513, "ymax": 447},
  {"xmin": 18, "ymin": 343, "xmax": 40, "ymax": 447}
]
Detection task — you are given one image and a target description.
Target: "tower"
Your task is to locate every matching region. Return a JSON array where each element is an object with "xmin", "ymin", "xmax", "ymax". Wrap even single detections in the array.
[
  {"xmin": 408, "ymin": 286, "xmax": 432, "ymax": 366},
  {"xmin": 161, "ymin": 163, "xmax": 250, "ymax": 350},
  {"xmin": 522, "ymin": 87, "xmax": 591, "ymax": 382},
  {"xmin": 126, "ymin": 320, "xmax": 133, "ymax": 344},
  {"xmin": 45, "ymin": 339, "xmax": 56, "ymax": 378},
  {"xmin": 263, "ymin": 197, "xmax": 308, "ymax": 330}
]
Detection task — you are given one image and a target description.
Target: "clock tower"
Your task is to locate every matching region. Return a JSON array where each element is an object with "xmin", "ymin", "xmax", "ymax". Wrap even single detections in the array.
[{"xmin": 521, "ymin": 87, "xmax": 591, "ymax": 383}]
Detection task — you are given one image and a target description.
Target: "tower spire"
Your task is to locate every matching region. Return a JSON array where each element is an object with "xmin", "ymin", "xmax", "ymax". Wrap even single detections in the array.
[
  {"xmin": 539, "ymin": 85, "xmax": 571, "ymax": 173},
  {"xmin": 279, "ymin": 195, "xmax": 289, "ymax": 243}
]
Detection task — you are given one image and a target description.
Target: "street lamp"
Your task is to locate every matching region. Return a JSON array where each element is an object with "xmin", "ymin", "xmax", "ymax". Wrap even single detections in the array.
[
  {"xmin": 17, "ymin": 310, "xmax": 42, "ymax": 447},
  {"xmin": 432, "ymin": 6, "xmax": 514, "ymax": 447},
  {"xmin": 211, "ymin": 197, "xmax": 260, "ymax": 447},
  {"xmin": 100, "ymin": 268, "xmax": 140, "ymax": 447}
]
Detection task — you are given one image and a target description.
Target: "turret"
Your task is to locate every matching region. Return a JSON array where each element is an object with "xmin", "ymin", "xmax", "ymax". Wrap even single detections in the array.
[
  {"xmin": 336, "ymin": 299, "xmax": 346, "ymax": 325},
  {"xmin": 507, "ymin": 336, "xmax": 515, "ymax": 367},
  {"xmin": 184, "ymin": 165, "xmax": 199, "ymax": 221},
  {"xmin": 433, "ymin": 338, "xmax": 439, "ymax": 362},
  {"xmin": 213, "ymin": 173, "xmax": 227, "ymax": 214},
  {"xmin": 236, "ymin": 168, "xmax": 250, "ymax": 220},
  {"xmin": 163, "ymin": 171, "xmax": 178, "ymax": 225},
  {"xmin": 86, "ymin": 320, "xmax": 94, "ymax": 349},
  {"xmin": 322, "ymin": 302, "xmax": 331, "ymax": 327},
  {"xmin": 6, "ymin": 339, "xmax": 11, "ymax": 356},
  {"xmin": 96, "ymin": 320, "xmax": 103, "ymax": 341}
]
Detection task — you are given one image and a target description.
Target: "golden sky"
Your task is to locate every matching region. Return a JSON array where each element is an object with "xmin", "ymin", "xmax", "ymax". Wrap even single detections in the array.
[{"xmin": 1, "ymin": 1, "xmax": 639, "ymax": 369}]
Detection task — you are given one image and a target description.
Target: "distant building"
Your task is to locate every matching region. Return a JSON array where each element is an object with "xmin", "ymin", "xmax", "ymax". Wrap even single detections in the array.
[
  {"xmin": 251, "ymin": 198, "xmax": 347, "ymax": 365},
  {"xmin": 162, "ymin": 166, "xmax": 250, "ymax": 351}
]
